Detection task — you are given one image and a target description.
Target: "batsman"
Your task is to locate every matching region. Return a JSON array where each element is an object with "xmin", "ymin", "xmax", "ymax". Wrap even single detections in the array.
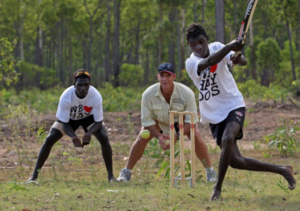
[{"xmin": 185, "ymin": 23, "xmax": 296, "ymax": 201}]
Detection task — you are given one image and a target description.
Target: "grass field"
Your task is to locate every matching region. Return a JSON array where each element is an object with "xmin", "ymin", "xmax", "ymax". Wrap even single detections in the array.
[
  {"xmin": 0, "ymin": 145, "xmax": 299, "ymax": 211},
  {"xmin": 0, "ymin": 90, "xmax": 299, "ymax": 211}
]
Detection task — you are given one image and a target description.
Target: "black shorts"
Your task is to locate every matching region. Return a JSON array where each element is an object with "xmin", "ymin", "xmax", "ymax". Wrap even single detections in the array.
[
  {"xmin": 209, "ymin": 107, "xmax": 245, "ymax": 146},
  {"xmin": 58, "ymin": 115, "xmax": 96, "ymax": 133}
]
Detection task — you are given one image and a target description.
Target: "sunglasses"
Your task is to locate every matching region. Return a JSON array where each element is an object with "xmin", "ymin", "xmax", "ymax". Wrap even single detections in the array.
[{"xmin": 74, "ymin": 71, "xmax": 90, "ymax": 78}]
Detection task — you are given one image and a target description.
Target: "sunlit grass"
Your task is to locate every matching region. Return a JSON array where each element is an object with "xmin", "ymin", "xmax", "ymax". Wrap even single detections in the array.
[{"xmin": 0, "ymin": 144, "xmax": 299, "ymax": 211}]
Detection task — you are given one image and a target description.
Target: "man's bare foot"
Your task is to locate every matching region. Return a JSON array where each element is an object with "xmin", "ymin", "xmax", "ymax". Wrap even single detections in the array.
[
  {"xmin": 25, "ymin": 176, "xmax": 39, "ymax": 185},
  {"xmin": 108, "ymin": 176, "xmax": 118, "ymax": 183},
  {"xmin": 210, "ymin": 188, "xmax": 221, "ymax": 201},
  {"xmin": 282, "ymin": 165, "xmax": 296, "ymax": 190}
]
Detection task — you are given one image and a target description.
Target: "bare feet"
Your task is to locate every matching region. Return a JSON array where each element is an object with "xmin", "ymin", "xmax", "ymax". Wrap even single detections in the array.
[
  {"xmin": 210, "ymin": 187, "xmax": 221, "ymax": 201},
  {"xmin": 282, "ymin": 165, "xmax": 296, "ymax": 190},
  {"xmin": 108, "ymin": 176, "xmax": 118, "ymax": 183},
  {"xmin": 25, "ymin": 176, "xmax": 39, "ymax": 185}
]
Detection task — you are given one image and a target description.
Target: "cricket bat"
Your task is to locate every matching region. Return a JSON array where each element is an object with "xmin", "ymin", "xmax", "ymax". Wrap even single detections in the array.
[{"xmin": 232, "ymin": 0, "xmax": 259, "ymax": 58}]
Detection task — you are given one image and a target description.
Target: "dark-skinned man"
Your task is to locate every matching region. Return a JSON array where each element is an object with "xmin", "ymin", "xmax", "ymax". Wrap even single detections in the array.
[
  {"xmin": 185, "ymin": 23, "xmax": 296, "ymax": 201},
  {"xmin": 26, "ymin": 69, "xmax": 116, "ymax": 183}
]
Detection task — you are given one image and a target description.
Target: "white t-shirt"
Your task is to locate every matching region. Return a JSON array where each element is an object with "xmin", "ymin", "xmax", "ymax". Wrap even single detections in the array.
[
  {"xmin": 185, "ymin": 42, "xmax": 245, "ymax": 124},
  {"xmin": 56, "ymin": 86, "xmax": 103, "ymax": 123}
]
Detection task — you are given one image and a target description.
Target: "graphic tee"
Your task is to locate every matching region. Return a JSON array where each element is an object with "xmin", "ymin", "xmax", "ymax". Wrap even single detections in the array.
[
  {"xmin": 185, "ymin": 42, "xmax": 245, "ymax": 124},
  {"xmin": 56, "ymin": 86, "xmax": 103, "ymax": 123}
]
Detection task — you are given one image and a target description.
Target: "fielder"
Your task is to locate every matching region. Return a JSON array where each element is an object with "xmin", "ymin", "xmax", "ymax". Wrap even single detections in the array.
[
  {"xmin": 117, "ymin": 63, "xmax": 217, "ymax": 182},
  {"xmin": 26, "ymin": 69, "xmax": 116, "ymax": 183}
]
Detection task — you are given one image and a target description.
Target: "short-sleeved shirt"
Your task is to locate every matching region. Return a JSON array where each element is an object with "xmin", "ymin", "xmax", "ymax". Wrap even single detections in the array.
[
  {"xmin": 56, "ymin": 86, "xmax": 103, "ymax": 123},
  {"xmin": 185, "ymin": 42, "xmax": 245, "ymax": 124},
  {"xmin": 141, "ymin": 82, "xmax": 199, "ymax": 132}
]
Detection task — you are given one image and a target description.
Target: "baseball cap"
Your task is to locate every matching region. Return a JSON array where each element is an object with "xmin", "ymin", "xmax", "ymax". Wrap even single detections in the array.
[{"xmin": 157, "ymin": 63, "xmax": 175, "ymax": 75}]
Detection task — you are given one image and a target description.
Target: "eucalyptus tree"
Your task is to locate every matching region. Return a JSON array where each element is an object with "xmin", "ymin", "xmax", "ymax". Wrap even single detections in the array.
[{"xmin": 215, "ymin": 0, "xmax": 225, "ymax": 43}]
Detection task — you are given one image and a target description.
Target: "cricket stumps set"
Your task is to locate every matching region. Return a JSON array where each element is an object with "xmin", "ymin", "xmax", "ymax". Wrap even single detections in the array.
[{"xmin": 169, "ymin": 111, "xmax": 196, "ymax": 188}]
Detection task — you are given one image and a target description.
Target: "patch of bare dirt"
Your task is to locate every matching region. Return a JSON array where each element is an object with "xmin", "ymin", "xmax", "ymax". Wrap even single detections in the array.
[{"xmin": 0, "ymin": 102, "xmax": 299, "ymax": 169}]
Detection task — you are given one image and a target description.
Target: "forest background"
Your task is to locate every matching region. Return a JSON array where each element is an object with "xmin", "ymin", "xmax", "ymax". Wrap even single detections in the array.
[{"xmin": 0, "ymin": 0, "xmax": 300, "ymax": 101}]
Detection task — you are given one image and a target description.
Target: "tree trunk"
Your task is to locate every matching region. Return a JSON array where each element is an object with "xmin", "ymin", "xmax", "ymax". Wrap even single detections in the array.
[
  {"xmin": 35, "ymin": 28, "xmax": 43, "ymax": 66},
  {"xmin": 158, "ymin": 3, "xmax": 163, "ymax": 65},
  {"xmin": 35, "ymin": 0, "xmax": 43, "ymax": 67},
  {"xmin": 20, "ymin": 22, "xmax": 24, "ymax": 61},
  {"xmin": 250, "ymin": 21, "xmax": 256, "ymax": 80},
  {"xmin": 83, "ymin": 34, "xmax": 87, "ymax": 70},
  {"xmin": 215, "ymin": 0, "xmax": 225, "ymax": 43},
  {"xmin": 95, "ymin": 25, "xmax": 103, "ymax": 87},
  {"xmin": 113, "ymin": 0, "xmax": 121, "ymax": 87},
  {"xmin": 180, "ymin": 9, "xmax": 186, "ymax": 71},
  {"xmin": 56, "ymin": 22, "xmax": 61, "ymax": 79},
  {"xmin": 193, "ymin": 2, "xmax": 198, "ymax": 23},
  {"xmin": 88, "ymin": 18, "xmax": 93, "ymax": 73},
  {"xmin": 282, "ymin": 1, "xmax": 296, "ymax": 81},
  {"xmin": 297, "ymin": 0, "xmax": 300, "ymax": 95},
  {"xmin": 144, "ymin": 48, "xmax": 149, "ymax": 84},
  {"xmin": 69, "ymin": 32, "xmax": 73, "ymax": 85},
  {"xmin": 175, "ymin": 8, "xmax": 181, "ymax": 75},
  {"xmin": 168, "ymin": 7, "xmax": 176, "ymax": 69},
  {"xmin": 202, "ymin": 0, "xmax": 205, "ymax": 25},
  {"xmin": 105, "ymin": 0, "xmax": 111, "ymax": 82},
  {"xmin": 134, "ymin": 21, "xmax": 140, "ymax": 64},
  {"xmin": 64, "ymin": 21, "xmax": 68, "ymax": 84},
  {"xmin": 233, "ymin": 0, "xmax": 237, "ymax": 35},
  {"xmin": 60, "ymin": 20, "xmax": 64, "ymax": 85}
]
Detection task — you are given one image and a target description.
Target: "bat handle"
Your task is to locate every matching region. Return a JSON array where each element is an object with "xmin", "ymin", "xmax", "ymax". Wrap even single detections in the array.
[{"xmin": 231, "ymin": 51, "xmax": 241, "ymax": 68}]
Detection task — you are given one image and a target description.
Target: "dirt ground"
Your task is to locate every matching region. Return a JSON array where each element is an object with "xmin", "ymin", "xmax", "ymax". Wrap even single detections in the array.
[{"xmin": 0, "ymin": 101, "xmax": 299, "ymax": 170}]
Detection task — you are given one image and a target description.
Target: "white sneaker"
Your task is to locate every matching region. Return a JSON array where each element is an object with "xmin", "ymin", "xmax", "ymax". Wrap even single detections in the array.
[
  {"xmin": 206, "ymin": 168, "xmax": 217, "ymax": 182},
  {"xmin": 117, "ymin": 168, "xmax": 131, "ymax": 181}
]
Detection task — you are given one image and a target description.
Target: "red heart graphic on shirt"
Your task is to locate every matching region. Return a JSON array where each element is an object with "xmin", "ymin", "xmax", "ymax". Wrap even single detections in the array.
[
  {"xmin": 210, "ymin": 64, "xmax": 218, "ymax": 73},
  {"xmin": 84, "ymin": 106, "xmax": 92, "ymax": 113}
]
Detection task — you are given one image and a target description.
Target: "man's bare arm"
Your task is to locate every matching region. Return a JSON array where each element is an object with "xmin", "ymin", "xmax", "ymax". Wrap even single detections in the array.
[{"xmin": 197, "ymin": 39, "xmax": 245, "ymax": 74}]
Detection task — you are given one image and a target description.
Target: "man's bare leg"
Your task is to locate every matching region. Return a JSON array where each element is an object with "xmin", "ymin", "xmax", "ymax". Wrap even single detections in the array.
[
  {"xmin": 229, "ymin": 141, "xmax": 296, "ymax": 190},
  {"xmin": 210, "ymin": 122, "xmax": 240, "ymax": 201},
  {"xmin": 210, "ymin": 122, "xmax": 296, "ymax": 201},
  {"xmin": 126, "ymin": 134, "xmax": 154, "ymax": 169}
]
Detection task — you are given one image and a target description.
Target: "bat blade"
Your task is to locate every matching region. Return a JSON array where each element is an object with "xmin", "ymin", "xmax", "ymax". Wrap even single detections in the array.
[
  {"xmin": 232, "ymin": 0, "xmax": 259, "ymax": 64},
  {"xmin": 238, "ymin": 0, "xmax": 259, "ymax": 43}
]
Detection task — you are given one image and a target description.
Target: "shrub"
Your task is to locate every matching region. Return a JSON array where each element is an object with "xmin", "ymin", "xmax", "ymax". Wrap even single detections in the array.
[
  {"xmin": 266, "ymin": 122, "xmax": 299, "ymax": 156},
  {"xmin": 119, "ymin": 63, "xmax": 144, "ymax": 87}
]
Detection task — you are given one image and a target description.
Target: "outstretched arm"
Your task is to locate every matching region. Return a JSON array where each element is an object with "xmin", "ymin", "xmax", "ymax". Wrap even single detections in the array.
[{"xmin": 197, "ymin": 39, "xmax": 245, "ymax": 74}]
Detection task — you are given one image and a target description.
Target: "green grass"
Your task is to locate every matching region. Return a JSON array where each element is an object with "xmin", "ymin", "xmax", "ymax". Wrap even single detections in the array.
[
  {"xmin": 0, "ymin": 88, "xmax": 299, "ymax": 210},
  {"xmin": 0, "ymin": 148, "xmax": 299, "ymax": 211}
]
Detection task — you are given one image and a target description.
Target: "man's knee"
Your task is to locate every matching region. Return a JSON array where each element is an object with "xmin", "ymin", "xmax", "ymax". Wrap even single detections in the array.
[
  {"xmin": 229, "ymin": 154, "xmax": 244, "ymax": 169},
  {"xmin": 94, "ymin": 130, "xmax": 110, "ymax": 146},
  {"xmin": 43, "ymin": 129, "xmax": 62, "ymax": 147},
  {"xmin": 221, "ymin": 134, "xmax": 235, "ymax": 148},
  {"xmin": 137, "ymin": 134, "xmax": 152, "ymax": 145},
  {"xmin": 229, "ymin": 158, "xmax": 239, "ymax": 168}
]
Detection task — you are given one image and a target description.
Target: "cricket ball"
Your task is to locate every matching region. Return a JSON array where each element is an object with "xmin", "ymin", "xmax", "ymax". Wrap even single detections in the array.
[{"xmin": 141, "ymin": 130, "xmax": 150, "ymax": 139}]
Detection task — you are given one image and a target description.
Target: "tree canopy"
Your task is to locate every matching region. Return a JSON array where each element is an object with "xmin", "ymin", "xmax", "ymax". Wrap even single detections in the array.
[{"xmin": 0, "ymin": 0, "xmax": 299, "ymax": 93}]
